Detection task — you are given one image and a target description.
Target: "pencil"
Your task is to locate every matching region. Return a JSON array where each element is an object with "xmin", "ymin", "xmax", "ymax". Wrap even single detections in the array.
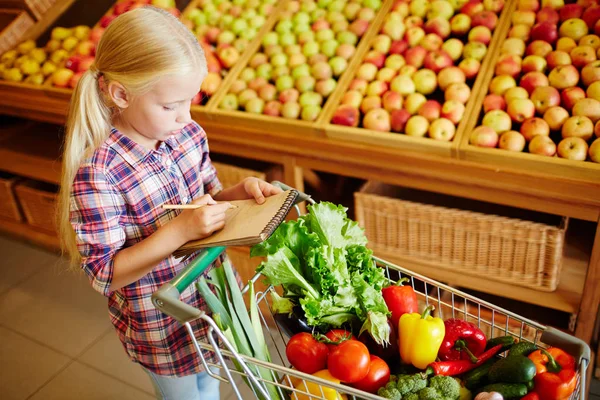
[{"xmin": 162, "ymin": 203, "xmax": 239, "ymax": 210}]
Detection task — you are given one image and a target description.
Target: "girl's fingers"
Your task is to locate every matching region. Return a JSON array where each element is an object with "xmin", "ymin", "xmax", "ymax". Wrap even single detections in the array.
[
  {"xmin": 266, "ymin": 184, "xmax": 283, "ymax": 195},
  {"xmin": 191, "ymin": 194, "xmax": 216, "ymax": 206},
  {"xmin": 249, "ymin": 182, "xmax": 266, "ymax": 204}
]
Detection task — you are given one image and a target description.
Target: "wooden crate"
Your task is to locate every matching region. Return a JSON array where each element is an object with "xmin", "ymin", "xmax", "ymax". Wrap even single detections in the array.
[
  {"xmin": 356, "ymin": 181, "xmax": 567, "ymax": 292},
  {"xmin": 0, "ymin": 171, "xmax": 22, "ymax": 222},
  {"xmin": 321, "ymin": 0, "xmax": 514, "ymax": 156},
  {"xmin": 24, "ymin": 0, "xmax": 56, "ymax": 20},
  {"xmin": 14, "ymin": 179, "xmax": 57, "ymax": 232},
  {"xmin": 0, "ymin": 8, "xmax": 34, "ymax": 54},
  {"xmin": 457, "ymin": 0, "xmax": 600, "ymax": 183},
  {"xmin": 205, "ymin": 0, "xmax": 393, "ymax": 138}
]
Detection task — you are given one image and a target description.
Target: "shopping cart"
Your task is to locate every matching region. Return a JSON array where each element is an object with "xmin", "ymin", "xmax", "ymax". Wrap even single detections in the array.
[{"xmin": 152, "ymin": 183, "xmax": 590, "ymax": 400}]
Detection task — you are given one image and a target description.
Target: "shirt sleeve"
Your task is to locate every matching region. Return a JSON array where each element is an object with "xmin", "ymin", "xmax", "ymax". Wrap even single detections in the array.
[
  {"xmin": 70, "ymin": 164, "xmax": 126, "ymax": 297},
  {"xmin": 195, "ymin": 123, "xmax": 223, "ymax": 196}
]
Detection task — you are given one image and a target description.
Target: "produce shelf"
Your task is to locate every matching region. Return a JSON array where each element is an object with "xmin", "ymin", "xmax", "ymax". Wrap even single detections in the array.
[{"xmin": 0, "ymin": 217, "xmax": 59, "ymax": 251}]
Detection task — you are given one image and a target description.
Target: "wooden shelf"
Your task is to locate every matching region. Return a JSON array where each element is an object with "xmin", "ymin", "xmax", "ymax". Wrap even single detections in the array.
[{"xmin": 0, "ymin": 218, "xmax": 59, "ymax": 251}]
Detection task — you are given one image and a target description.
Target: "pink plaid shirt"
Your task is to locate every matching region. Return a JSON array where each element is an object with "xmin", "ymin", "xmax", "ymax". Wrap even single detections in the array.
[{"xmin": 70, "ymin": 122, "xmax": 225, "ymax": 376}]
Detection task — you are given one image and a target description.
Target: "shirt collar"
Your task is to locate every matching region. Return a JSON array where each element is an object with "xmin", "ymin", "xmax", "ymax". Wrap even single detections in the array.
[{"xmin": 107, "ymin": 127, "xmax": 184, "ymax": 169}]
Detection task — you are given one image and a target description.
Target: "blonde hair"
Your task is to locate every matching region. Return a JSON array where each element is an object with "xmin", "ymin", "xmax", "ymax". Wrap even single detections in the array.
[{"xmin": 58, "ymin": 6, "xmax": 207, "ymax": 268}]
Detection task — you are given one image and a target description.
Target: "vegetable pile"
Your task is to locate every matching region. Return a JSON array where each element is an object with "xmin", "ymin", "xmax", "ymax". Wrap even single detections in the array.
[{"xmin": 251, "ymin": 202, "xmax": 391, "ymax": 345}]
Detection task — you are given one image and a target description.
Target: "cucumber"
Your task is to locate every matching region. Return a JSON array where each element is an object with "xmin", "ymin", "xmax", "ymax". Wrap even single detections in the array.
[
  {"xmin": 525, "ymin": 380, "xmax": 534, "ymax": 391},
  {"xmin": 508, "ymin": 341, "xmax": 537, "ymax": 358},
  {"xmin": 489, "ymin": 356, "xmax": 536, "ymax": 383},
  {"xmin": 482, "ymin": 383, "xmax": 528, "ymax": 399},
  {"xmin": 463, "ymin": 358, "xmax": 497, "ymax": 389},
  {"xmin": 485, "ymin": 336, "xmax": 515, "ymax": 351}
]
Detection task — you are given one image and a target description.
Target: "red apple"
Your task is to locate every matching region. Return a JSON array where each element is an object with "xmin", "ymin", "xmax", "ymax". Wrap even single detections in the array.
[
  {"xmin": 536, "ymin": 6, "xmax": 559, "ymax": 24},
  {"xmin": 548, "ymin": 65, "xmax": 579, "ymax": 89},
  {"xmin": 363, "ymin": 108, "xmax": 391, "ymax": 132},
  {"xmin": 349, "ymin": 78, "xmax": 369, "ymax": 95},
  {"xmin": 459, "ymin": 58, "xmax": 481, "ymax": 79},
  {"xmin": 520, "ymin": 71, "xmax": 549, "ymax": 95},
  {"xmin": 424, "ymin": 18, "xmax": 451, "ymax": 39},
  {"xmin": 495, "ymin": 54, "xmax": 523, "ymax": 79},
  {"xmin": 423, "ymin": 50, "xmax": 453, "ymax": 73},
  {"xmin": 438, "ymin": 67, "xmax": 466, "ymax": 91},
  {"xmin": 89, "ymin": 27, "xmax": 105, "ymax": 44},
  {"xmin": 543, "ymin": 106, "xmax": 570, "ymax": 130},
  {"xmin": 545, "ymin": 51, "xmax": 571, "ymax": 69},
  {"xmin": 389, "ymin": 40, "xmax": 409, "ymax": 55},
  {"xmin": 470, "ymin": 126, "xmax": 499, "ymax": 147},
  {"xmin": 78, "ymin": 56, "xmax": 94, "ymax": 73},
  {"xmin": 483, "ymin": 94, "xmax": 507, "ymax": 112},
  {"xmin": 562, "ymin": 115, "xmax": 594, "ymax": 140},
  {"xmin": 582, "ymin": 5, "xmax": 600, "ymax": 30},
  {"xmin": 499, "ymin": 130, "xmax": 527, "ymax": 151},
  {"xmin": 560, "ymin": 4, "xmax": 583, "ymax": 22},
  {"xmin": 557, "ymin": 137, "xmax": 588, "ymax": 160},
  {"xmin": 521, "ymin": 55, "xmax": 546, "ymax": 73},
  {"xmin": 64, "ymin": 55, "xmax": 81, "ymax": 72},
  {"xmin": 526, "ymin": 40, "xmax": 553, "ymax": 57},
  {"xmin": 405, "ymin": 46, "xmax": 428, "ymax": 68},
  {"xmin": 469, "ymin": 26, "xmax": 492, "ymax": 45},
  {"xmin": 332, "ymin": 104, "xmax": 360, "ymax": 127},
  {"xmin": 360, "ymin": 96, "xmax": 382, "ymax": 114},
  {"xmin": 521, "ymin": 117, "xmax": 550, "ymax": 140},
  {"xmin": 429, "ymin": 118, "xmax": 456, "ymax": 141},
  {"xmin": 445, "ymin": 82, "xmax": 471, "ymax": 104},
  {"xmin": 341, "ymin": 90, "xmax": 363, "ymax": 108},
  {"xmin": 570, "ymin": 46, "xmax": 597, "ymax": 68},
  {"xmin": 572, "ymin": 98, "xmax": 600, "ymax": 123},
  {"xmin": 68, "ymin": 72, "xmax": 83, "ymax": 89},
  {"xmin": 556, "ymin": 37, "xmax": 578, "ymax": 53},
  {"xmin": 509, "ymin": 24, "xmax": 532, "ymax": 41},
  {"xmin": 364, "ymin": 50, "xmax": 387, "ymax": 68},
  {"xmin": 530, "ymin": 21, "xmax": 558, "ymax": 44},
  {"xmin": 263, "ymin": 101, "xmax": 282, "ymax": 117},
  {"xmin": 531, "ymin": 86, "xmax": 560, "ymax": 114},
  {"xmin": 507, "ymin": 98, "xmax": 536, "ymax": 122},
  {"xmin": 472, "ymin": 11, "xmax": 498, "ymax": 30},
  {"xmin": 529, "ymin": 134, "xmax": 557, "ymax": 156},
  {"xmin": 418, "ymin": 100, "xmax": 442, "ymax": 121},
  {"xmin": 580, "ymin": 35, "xmax": 600, "ymax": 51},
  {"xmin": 420, "ymin": 34, "xmax": 444, "ymax": 52},
  {"xmin": 561, "ymin": 86, "xmax": 586, "ymax": 110},
  {"xmin": 349, "ymin": 19, "xmax": 369, "ymax": 36},
  {"xmin": 390, "ymin": 109, "xmax": 411, "ymax": 132},
  {"xmin": 462, "ymin": 0, "xmax": 485, "ymax": 17},
  {"xmin": 382, "ymin": 91, "xmax": 403, "ymax": 112},
  {"xmin": 441, "ymin": 100, "xmax": 466, "ymax": 124},
  {"xmin": 590, "ymin": 138, "xmax": 600, "ymax": 162},
  {"xmin": 518, "ymin": 0, "xmax": 540, "ymax": 12}
]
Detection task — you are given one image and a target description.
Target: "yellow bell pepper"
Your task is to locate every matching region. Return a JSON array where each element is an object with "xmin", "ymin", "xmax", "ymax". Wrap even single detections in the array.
[
  {"xmin": 293, "ymin": 369, "xmax": 348, "ymax": 400},
  {"xmin": 399, "ymin": 306, "xmax": 445, "ymax": 369}
]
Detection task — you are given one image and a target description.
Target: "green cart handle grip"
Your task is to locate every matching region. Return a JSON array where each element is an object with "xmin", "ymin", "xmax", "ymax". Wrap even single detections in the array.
[
  {"xmin": 271, "ymin": 180, "xmax": 312, "ymax": 204},
  {"xmin": 152, "ymin": 246, "xmax": 225, "ymax": 322}
]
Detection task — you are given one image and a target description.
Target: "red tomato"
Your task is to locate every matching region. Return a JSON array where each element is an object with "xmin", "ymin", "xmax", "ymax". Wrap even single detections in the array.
[
  {"xmin": 324, "ymin": 329, "xmax": 356, "ymax": 352},
  {"xmin": 352, "ymin": 355, "xmax": 391, "ymax": 394},
  {"xmin": 327, "ymin": 339, "xmax": 370, "ymax": 383},
  {"xmin": 286, "ymin": 333, "xmax": 329, "ymax": 374}
]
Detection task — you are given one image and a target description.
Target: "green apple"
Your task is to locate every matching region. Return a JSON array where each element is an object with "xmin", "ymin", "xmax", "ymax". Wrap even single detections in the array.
[
  {"xmin": 281, "ymin": 102, "xmax": 302, "ymax": 119},
  {"xmin": 249, "ymin": 15, "xmax": 265, "ymax": 29},
  {"xmin": 245, "ymin": 97, "xmax": 265, "ymax": 114},
  {"xmin": 320, "ymin": 39, "xmax": 339, "ymax": 57},
  {"xmin": 329, "ymin": 56, "xmax": 347, "ymax": 77},
  {"xmin": 230, "ymin": 19, "xmax": 248, "ymax": 35},
  {"xmin": 270, "ymin": 53, "xmax": 288, "ymax": 67},
  {"xmin": 303, "ymin": 41, "xmax": 320, "ymax": 57},
  {"xmin": 311, "ymin": 9, "xmax": 327, "ymax": 22},
  {"xmin": 217, "ymin": 30, "xmax": 236, "ymax": 45},
  {"xmin": 294, "ymin": 23, "xmax": 311, "ymax": 35},
  {"xmin": 295, "ymin": 75, "xmax": 316, "ymax": 92},
  {"xmin": 206, "ymin": 10, "xmax": 222, "ymax": 25},
  {"xmin": 299, "ymin": 91, "xmax": 323, "ymax": 107},
  {"xmin": 220, "ymin": 14, "xmax": 234, "ymax": 28},
  {"xmin": 276, "ymin": 19, "xmax": 294, "ymax": 33},
  {"xmin": 327, "ymin": 11, "xmax": 346, "ymax": 24},
  {"xmin": 240, "ymin": 28, "xmax": 258, "ymax": 41},
  {"xmin": 239, "ymin": 67, "xmax": 256, "ymax": 82},
  {"xmin": 203, "ymin": 3, "xmax": 217, "ymax": 14},
  {"xmin": 337, "ymin": 31, "xmax": 358, "ymax": 45},
  {"xmin": 241, "ymin": 9, "xmax": 257, "ymax": 20},
  {"xmin": 301, "ymin": 1, "xmax": 317, "ymax": 13},
  {"xmin": 293, "ymin": 12, "xmax": 311, "ymax": 26},
  {"xmin": 285, "ymin": 44, "xmax": 302, "ymax": 55},
  {"xmin": 318, "ymin": 0, "xmax": 333, "ymax": 8},
  {"xmin": 256, "ymin": 63, "xmax": 273, "ymax": 80},
  {"xmin": 301, "ymin": 104, "xmax": 322, "ymax": 121},
  {"xmin": 328, "ymin": 0, "xmax": 346, "ymax": 13},
  {"xmin": 238, "ymin": 89, "xmax": 258, "ymax": 107},
  {"xmin": 262, "ymin": 32, "xmax": 279, "ymax": 47},
  {"xmin": 292, "ymin": 64, "xmax": 311, "ymax": 79},
  {"xmin": 276, "ymin": 75, "xmax": 295, "ymax": 91},
  {"xmin": 192, "ymin": 12, "xmax": 207, "ymax": 27},
  {"xmin": 363, "ymin": 0, "xmax": 382, "ymax": 9},
  {"xmin": 232, "ymin": 0, "xmax": 246, "ymax": 6},
  {"xmin": 298, "ymin": 31, "xmax": 316, "ymax": 44},
  {"xmin": 259, "ymin": 4, "xmax": 272, "ymax": 15},
  {"xmin": 316, "ymin": 29, "xmax": 335, "ymax": 42},
  {"xmin": 220, "ymin": 93, "xmax": 239, "ymax": 110},
  {"xmin": 279, "ymin": 32, "xmax": 297, "ymax": 47},
  {"xmin": 272, "ymin": 65, "xmax": 290, "ymax": 80}
]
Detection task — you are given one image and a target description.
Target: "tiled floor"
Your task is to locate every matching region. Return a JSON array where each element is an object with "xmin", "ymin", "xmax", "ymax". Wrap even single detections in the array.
[{"xmin": 0, "ymin": 234, "xmax": 265, "ymax": 400}]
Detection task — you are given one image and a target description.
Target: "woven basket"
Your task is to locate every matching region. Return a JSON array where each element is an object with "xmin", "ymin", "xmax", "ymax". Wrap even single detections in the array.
[
  {"xmin": 213, "ymin": 162, "xmax": 268, "ymax": 189},
  {"xmin": 0, "ymin": 8, "xmax": 34, "ymax": 54},
  {"xmin": 355, "ymin": 182, "xmax": 567, "ymax": 292},
  {"xmin": 0, "ymin": 171, "xmax": 22, "ymax": 222},
  {"xmin": 14, "ymin": 179, "xmax": 57, "ymax": 233}
]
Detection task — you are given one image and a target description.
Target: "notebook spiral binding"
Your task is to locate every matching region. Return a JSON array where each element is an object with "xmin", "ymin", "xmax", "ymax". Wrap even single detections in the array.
[{"xmin": 260, "ymin": 189, "xmax": 300, "ymax": 240}]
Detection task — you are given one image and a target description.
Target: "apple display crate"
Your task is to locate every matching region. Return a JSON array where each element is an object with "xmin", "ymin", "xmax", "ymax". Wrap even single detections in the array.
[
  {"xmin": 355, "ymin": 181, "xmax": 567, "ymax": 292},
  {"xmin": 457, "ymin": 0, "xmax": 600, "ymax": 182},
  {"xmin": 0, "ymin": 8, "xmax": 34, "ymax": 54},
  {"xmin": 24, "ymin": 0, "xmax": 57, "ymax": 20},
  {"xmin": 321, "ymin": 0, "xmax": 512, "ymax": 157},
  {"xmin": 152, "ymin": 184, "xmax": 589, "ymax": 400},
  {"xmin": 0, "ymin": 171, "xmax": 23, "ymax": 222},
  {"xmin": 205, "ymin": 0, "xmax": 393, "ymax": 139},
  {"xmin": 14, "ymin": 179, "xmax": 57, "ymax": 233}
]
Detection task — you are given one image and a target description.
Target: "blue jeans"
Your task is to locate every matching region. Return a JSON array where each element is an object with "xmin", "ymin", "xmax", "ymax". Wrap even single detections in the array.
[{"xmin": 144, "ymin": 367, "xmax": 220, "ymax": 400}]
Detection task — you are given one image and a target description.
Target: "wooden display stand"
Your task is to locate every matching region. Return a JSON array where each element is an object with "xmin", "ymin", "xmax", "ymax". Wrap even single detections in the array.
[{"xmin": 0, "ymin": 0, "xmax": 599, "ymax": 352}]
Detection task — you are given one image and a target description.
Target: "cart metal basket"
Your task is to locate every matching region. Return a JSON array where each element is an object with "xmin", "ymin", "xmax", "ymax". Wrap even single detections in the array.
[{"xmin": 152, "ymin": 183, "xmax": 590, "ymax": 400}]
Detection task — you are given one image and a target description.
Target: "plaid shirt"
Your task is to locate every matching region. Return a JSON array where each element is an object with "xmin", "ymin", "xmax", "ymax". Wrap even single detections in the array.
[{"xmin": 71, "ymin": 121, "xmax": 225, "ymax": 376}]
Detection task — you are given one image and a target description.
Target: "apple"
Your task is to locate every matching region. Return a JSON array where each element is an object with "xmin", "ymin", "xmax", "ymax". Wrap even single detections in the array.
[
  {"xmin": 399, "ymin": 65, "xmax": 418, "ymax": 77},
  {"xmin": 404, "ymin": 93, "xmax": 428, "ymax": 114},
  {"xmin": 580, "ymin": 35, "xmax": 600, "ymax": 51},
  {"xmin": 531, "ymin": 86, "xmax": 560, "ymax": 114},
  {"xmin": 529, "ymin": 134, "xmax": 557, "ymax": 156},
  {"xmin": 245, "ymin": 97, "xmax": 265, "ymax": 114},
  {"xmin": 588, "ymin": 81, "xmax": 600, "ymax": 101},
  {"xmin": 405, "ymin": 46, "xmax": 428, "ymax": 68},
  {"xmin": 428, "ymin": 118, "xmax": 456, "ymax": 141},
  {"xmin": 451, "ymin": 14, "xmax": 472, "ymax": 36},
  {"xmin": 390, "ymin": 75, "xmax": 416, "ymax": 95},
  {"xmin": 572, "ymin": 98, "xmax": 600, "ymax": 123},
  {"xmin": 421, "ymin": 33, "xmax": 444, "ymax": 52},
  {"xmin": 425, "ymin": 18, "xmax": 451, "ymax": 39},
  {"xmin": 349, "ymin": 78, "xmax": 369, "ymax": 95},
  {"xmin": 530, "ymin": 21, "xmax": 558, "ymax": 44},
  {"xmin": 279, "ymin": 88, "xmax": 300, "ymax": 104},
  {"xmin": 484, "ymin": 94, "xmax": 507, "ymax": 112},
  {"xmin": 490, "ymin": 75, "xmax": 517, "ymax": 96},
  {"xmin": 341, "ymin": 90, "xmax": 363, "ymax": 108},
  {"xmin": 583, "ymin": 5, "xmax": 600, "ymax": 30},
  {"xmin": 470, "ymin": 126, "xmax": 499, "ymax": 147},
  {"xmin": 463, "ymin": 42, "xmax": 487, "ymax": 61},
  {"xmin": 512, "ymin": 10, "xmax": 536, "ymax": 26},
  {"xmin": 462, "ymin": 0, "xmax": 484, "ymax": 17},
  {"xmin": 391, "ymin": 109, "xmax": 412, "ymax": 132},
  {"xmin": 389, "ymin": 40, "xmax": 409, "ymax": 55},
  {"xmin": 336, "ymin": 43, "xmax": 356, "ymax": 60},
  {"xmin": 349, "ymin": 19, "xmax": 369, "ymax": 36},
  {"xmin": 526, "ymin": 40, "xmax": 553, "ymax": 57},
  {"xmin": 499, "ymin": 130, "xmax": 527, "ymax": 151},
  {"xmin": 229, "ymin": 79, "xmax": 248, "ymax": 95},
  {"xmin": 356, "ymin": 63, "xmax": 378, "ymax": 81},
  {"xmin": 541, "ymin": 0, "xmax": 564, "ymax": 10},
  {"xmin": 405, "ymin": 27, "xmax": 426, "ymax": 47},
  {"xmin": 405, "ymin": 115, "xmax": 430, "ymax": 137},
  {"xmin": 299, "ymin": 91, "xmax": 323, "ymax": 108},
  {"xmin": 329, "ymin": 57, "xmax": 348, "ymax": 78},
  {"xmin": 218, "ymin": 47, "xmax": 241, "ymax": 69},
  {"xmin": 472, "ymin": 11, "xmax": 498, "ymax": 30},
  {"xmin": 469, "ymin": 26, "xmax": 492, "ymax": 45},
  {"xmin": 520, "ymin": 117, "xmax": 550, "ymax": 140},
  {"xmin": 483, "ymin": 110, "xmax": 513, "ymax": 133},
  {"xmin": 332, "ymin": 104, "xmax": 360, "ymax": 126},
  {"xmin": 438, "ymin": 67, "xmax": 466, "ymax": 91},
  {"xmin": 385, "ymin": 54, "xmax": 406, "ymax": 71},
  {"xmin": 257, "ymin": 84, "xmax": 277, "ymax": 102},
  {"xmin": 557, "ymin": 137, "xmax": 588, "ymax": 160},
  {"xmin": 301, "ymin": 104, "xmax": 322, "ymax": 121},
  {"xmin": 570, "ymin": 46, "xmax": 597, "ymax": 68},
  {"xmin": 548, "ymin": 65, "xmax": 580, "ymax": 89},
  {"xmin": 518, "ymin": 0, "xmax": 539, "ymax": 12},
  {"xmin": 442, "ymin": 38, "xmax": 464, "ymax": 61},
  {"xmin": 484, "ymin": 0, "xmax": 504, "ymax": 13},
  {"xmin": 428, "ymin": 0, "xmax": 455, "ymax": 19},
  {"xmin": 556, "ymin": 37, "xmax": 578, "ymax": 53},
  {"xmin": 559, "ymin": 18, "xmax": 589, "ymax": 42},
  {"xmin": 364, "ymin": 50, "xmax": 386, "ymax": 68},
  {"xmin": 562, "ymin": 115, "xmax": 594, "ymax": 140},
  {"xmin": 413, "ymin": 69, "xmax": 438, "ymax": 95},
  {"xmin": 590, "ymin": 138, "xmax": 600, "ymax": 162},
  {"xmin": 543, "ymin": 106, "xmax": 570, "ymax": 130},
  {"xmin": 248, "ymin": 77, "xmax": 268, "ymax": 92},
  {"xmin": 382, "ymin": 19, "xmax": 406, "ymax": 41},
  {"xmin": 423, "ymin": 50, "xmax": 453, "ymax": 73},
  {"xmin": 360, "ymin": 96, "xmax": 382, "ymax": 113},
  {"xmin": 363, "ymin": 108, "xmax": 391, "ymax": 132},
  {"xmin": 561, "ymin": 86, "xmax": 586, "ymax": 110},
  {"xmin": 263, "ymin": 101, "xmax": 282, "ymax": 117},
  {"xmin": 418, "ymin": 100, "xmax": 442, "ymax": 121},
  {"xmin": 504, "ymin": 87, "xmax": 530, "ymax": 104},
  {"xmin": 596, "ymin": 120, "xmax": 600, "ymax": 138},
  {"xmin": 366, "ymin": 80, "xmax": 389, "ymax": 97},
  {"xmin": 496, "ymin": 54, "xmax": 523, "ymax": 77},
  {"xmin": 281, "ymin": 102, "xmax": 301, "ymax": 119},
  {"xmin": 560, "ymin": 4, "xmax": 583, "ymax": 22},
  {"xmin": 536, "ymin": 6, "xmax": 560, "ymax": 24},
  {"xmin": 446, "ymin": 82, "xmax": 471, "ymax": 103},
  {"xmin": 509, "ymin": 24, "xmax": 532, "ymax": 41},
  {"xmin": 507, "ymin": 98, "xmax": 536, "ymax": 122},
  {"xmin": 545, "ymin": 51, "xmax": 571, "ymax": 69},
  {"xmin": 459, "ymin": 58, "xmax": 481, "ymax": 79},
  {"xmin": 376, "ymin": 68, "xmax": 396, "ymax": 83},
  {"xmin": 501, "ymin": 38, "xmax": 526, "ymax": 56}
]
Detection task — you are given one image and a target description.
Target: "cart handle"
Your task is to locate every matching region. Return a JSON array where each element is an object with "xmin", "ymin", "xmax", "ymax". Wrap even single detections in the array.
[
  {"xmin": 541, "ymin": 326, "xmax": 590, "ymax": 364},
  {"xmin": 152, "ymin": 246, "xmax": 225, "ymax": 323},
  {"xmin": 271, "ymin": 180, "xmax": 312, "ymax": 204}
]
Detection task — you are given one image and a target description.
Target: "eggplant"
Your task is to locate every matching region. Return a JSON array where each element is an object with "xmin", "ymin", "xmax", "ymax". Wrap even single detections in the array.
[
  {"xmin": 358, "ymin": 318, "xmax": 400, "ymax": 364},
  {"xmin": 273, "ymin": 306, "xmax": 315, "ymax": 338}
]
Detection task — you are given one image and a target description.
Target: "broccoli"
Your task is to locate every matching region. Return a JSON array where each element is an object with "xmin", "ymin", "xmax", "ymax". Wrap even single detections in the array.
[
  {"xmin": 415, "ymin": 375, "xmax": 461, "ymax": 400},
  {"xmin": 377, "ymin": 386, "xmax": 402, "ymax": 400},
  {"xmin": 396, "ymin": 373, "xmax": 428, "ymax": 396},
  {"xmin": 419, "ymin": 387, "xmax": 440, "ymax": 400},
  {"xmin": 405, "ymin": 393, "xmax": 420, "ymax": 400}
]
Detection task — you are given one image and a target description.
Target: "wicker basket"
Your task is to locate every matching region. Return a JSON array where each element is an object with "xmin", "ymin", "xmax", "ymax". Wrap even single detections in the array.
[
  {"xmin": 0, "ymin": 8, "xmax": 34, "ymax": 54},
  {"xmin": 14, "ymin": 179, "xmax": 57, "ymax": 233},
  {"xmin": 213, "ymin": 161, "xmax": 284, "ymax": 189},
  {"xmin": 355, "ymin": 182, "xmax": 567, "ymax": 292},
  {"xmin": 0, "ymin": 171, "xmax": 22, "ymax": 222}
]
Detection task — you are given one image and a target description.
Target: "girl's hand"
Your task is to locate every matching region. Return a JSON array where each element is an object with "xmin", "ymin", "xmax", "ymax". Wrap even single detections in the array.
[
  {"xmin": 174, "ymin": 194, "xmax": 231, "ymax": 243},
  {"xmin": 243, "ymin": 177, "xmax": 283, "ymax": 204}
]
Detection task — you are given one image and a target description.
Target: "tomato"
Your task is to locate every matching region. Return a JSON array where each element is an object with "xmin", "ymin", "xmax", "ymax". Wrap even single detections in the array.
[
  {"xmin": 293, "ymin": 369, "xmax": 348, "ymax": 400},
  {"xmin": 286, "ymin": 332, "xmax": 329, "ymax": 374},
  {"xmin": 324, "ymin": 329, "xmax": 357, "ymax": 352},
  {"xmin": 351, "ymin": 355, "xmax": 391, "ymax": 394},
  {"xmin": 327, "ymin": 339, "xmax": 371, "ymax": 383}
]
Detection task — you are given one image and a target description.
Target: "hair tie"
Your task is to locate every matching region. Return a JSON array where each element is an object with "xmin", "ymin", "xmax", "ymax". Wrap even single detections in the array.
[{"xmin": 97, "ymin": 73, "xmax": 107, "ymax": 93}]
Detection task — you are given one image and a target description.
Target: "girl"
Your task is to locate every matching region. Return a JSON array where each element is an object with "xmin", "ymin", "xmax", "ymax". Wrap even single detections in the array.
[{"xmin": 57, "ymin": 7, "xmax": 281, "ymax": 400}]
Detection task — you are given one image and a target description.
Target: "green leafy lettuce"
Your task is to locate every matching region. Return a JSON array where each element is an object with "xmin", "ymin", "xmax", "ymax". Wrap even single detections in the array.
[{"xmin": 252, "ymin": 202, "xmax": 391, "ymax": 345}]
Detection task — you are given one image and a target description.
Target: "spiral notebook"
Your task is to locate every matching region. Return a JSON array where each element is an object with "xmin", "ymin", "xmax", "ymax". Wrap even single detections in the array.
[{"xmin": 174, "ymin": 189, "xmax": 299, "ymax": 257}]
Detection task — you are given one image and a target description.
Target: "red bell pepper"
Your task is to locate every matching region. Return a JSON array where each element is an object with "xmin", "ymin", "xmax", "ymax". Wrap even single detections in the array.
[
  {"xmin": 428, "ymin": 344, "xmax": 503, "ymax": 376},
  {"xmin": 521, "ymin": 393, "xmax": 540, "ymax": 400},
  {"xmin": 438, "ymin": 319, "xmax": 487, "ymax": 362},
  {"xmin": 528, "ymin": 347, "xmax": 577, "ymax": 400},
  {"xmin": 382, "ymin": 277, "xmax": 418, "ymax": 328}
]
